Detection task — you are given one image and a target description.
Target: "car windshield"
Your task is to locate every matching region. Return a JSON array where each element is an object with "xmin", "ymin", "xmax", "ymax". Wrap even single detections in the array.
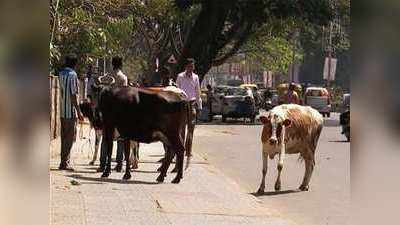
[
  {"xmin": 307, "ymin": 89, "xmax": 328, "ymax": 97},
  {"xmin": 215, "ymin": 87, "xmax": 228, "ymax": 94},
  {"xmin": 227, "ymin": 88, "xmax": 248, "ymax": 96}
]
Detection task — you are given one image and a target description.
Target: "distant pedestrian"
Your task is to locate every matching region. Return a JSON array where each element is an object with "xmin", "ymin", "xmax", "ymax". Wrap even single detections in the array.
[
  {"xmin": 111, "ymin": 56, "xmax": 128, "ymax": 87},
  {"xmin": 176, "ymin": 58, "xmax": 202, "ymax": 157},
  {"xmin": 206, "ymin": 84, "xmax": 213, "ymax": 122},
  {"xmin": 160, "ymin": 66, "xmax": 171, "ymax": 87},
  {"xmin": 285, "ymin": 83, "xmax": 300, "ymax": 104},
  {"xmin": 58, "ymin": 54, "xmax": 84, "ymax": 171}
]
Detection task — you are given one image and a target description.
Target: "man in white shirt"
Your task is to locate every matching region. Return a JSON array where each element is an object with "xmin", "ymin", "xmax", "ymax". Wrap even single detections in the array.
[
  {"xmin": 97, "ymin": 56, "xmax": 129, "ymax": 172},
  {"xmin": 176, "ymin": 58, "xmax": 202, "ymax": 158},
  {"xmin": 111, "ymin": 56, "xmax": 128, "ymax": 87}
]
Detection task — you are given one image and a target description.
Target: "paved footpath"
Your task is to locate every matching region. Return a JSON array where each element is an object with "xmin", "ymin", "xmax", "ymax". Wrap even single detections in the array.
[{"xmin": 50, "ymin": 125, "xmax": 297, "ymax": 225}]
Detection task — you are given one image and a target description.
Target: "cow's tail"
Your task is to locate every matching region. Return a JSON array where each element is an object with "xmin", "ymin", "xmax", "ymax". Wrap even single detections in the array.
[{"xmin": 184, "ymin": 100, "xmax": 192, "ymax": 170}]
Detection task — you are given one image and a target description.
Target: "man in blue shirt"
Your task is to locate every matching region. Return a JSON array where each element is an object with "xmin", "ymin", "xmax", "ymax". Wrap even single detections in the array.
[{"xmin": 58, "ymin": 54, "xmax": 84, "ymax": 171}]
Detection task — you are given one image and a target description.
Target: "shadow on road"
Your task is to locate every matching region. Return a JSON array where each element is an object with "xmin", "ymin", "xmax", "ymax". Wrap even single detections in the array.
[
  {"xmin": 323, "ymin": 118, "xmax": 340, "ymax": 127},
  {"xmin": 250, "ymin": 189, "xmax": 302, "ymax": 197},
  {"xmin": 198, "ymin": 121, "xmax": 262, "ymax": 126},
  {"xmin": 132, "ymin": 169, "xmax": 159, "ymax": 174},
  {"xmin": 328, "ymin": 140, "xmax": 349, "ymax": 143},
  {"xmin": 66, "ymin": 174, "xmax": 159, "ymax": 185}
]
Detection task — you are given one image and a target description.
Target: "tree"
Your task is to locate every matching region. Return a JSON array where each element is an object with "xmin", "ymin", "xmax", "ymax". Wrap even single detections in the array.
[
  {"xmin": 50, "ymin": 0, "xmax": 136, "ymax": 74},
  {"xmin": 298, "ymin": 0, "xmax": 350, "ymax": 88},
  {"xmin": 173, "ymin": 0, "xmax": 333, "ymax": 82}
]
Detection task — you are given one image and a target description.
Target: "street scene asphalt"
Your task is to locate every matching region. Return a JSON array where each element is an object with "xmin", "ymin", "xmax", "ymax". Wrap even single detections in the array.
[
  {"xmin": 50, "ymin": 123, "xmax": 298, "ymax": 225},
  {"xmin": 50, "ymin": 113, "xmax": 349, "ymax": 225},
  {"xmin": 194, "ymin": 113, "xmax": 350, "ymax": 225}
]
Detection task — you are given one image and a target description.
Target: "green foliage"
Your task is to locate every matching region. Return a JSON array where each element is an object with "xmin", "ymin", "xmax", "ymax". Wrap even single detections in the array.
[{"xmin": 50, "ymin": 0, "xmax": 137, "ymax": 72}]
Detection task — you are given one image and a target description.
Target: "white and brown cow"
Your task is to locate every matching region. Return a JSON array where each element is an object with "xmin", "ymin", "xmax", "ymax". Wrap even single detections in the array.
[{"xmin": 257, "ymin": 104, "xmax": 323, "ymax": 194}]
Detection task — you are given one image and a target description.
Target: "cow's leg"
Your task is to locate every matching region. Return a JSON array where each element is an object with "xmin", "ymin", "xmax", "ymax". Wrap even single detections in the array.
[
  {"xmin": 130, "ymin": 141, "xmax": 139, "ymax": 170},
  {"xmin": 257, "ymin": 152, "xmax": 269, "ymax": 194},
  {"xmin": 171, "ymin": 124, "xmax": 187, "ymax": 173},
  {"xmin": 97, "ymin": 136, "xmax": 107, "ymax": 172},
  {"xmin": 171, "ymin": 156, "xmax": 178, "ymax": 173},
  {"xmin": 122, "ymin": 139, "xmax": 131, "ymax": 180},
  {"xmin": 101, "ymin": 125, "xmax": 114, "ymax": 178},
  {"xmin": 157, "ymin": 143, "xmax": 169, "ymax": 172},
  {"xmin": 299, "ymin": 154, "xmax": 314, "ymax": 191},
  {"xmin": 89, "ymin": 129, "xmax": 101, "ymax": 165},
  {"xmin": 274, "ymin": 154, "xmax": 284, "ymax": 191},
  {"xmin": 171, "ymin": 138, "xmax": 185, "ymax": 184},
  {"xmin": 185, "ymin": 119, "xmax": 195, "ymax": 159},
  {"xmin": 114, "ymin": 139, "xmax": 124, "ymax": 172},
  {"xmin": 157, "ymin": 145, "xmax": 171, "ymax": 173},
  {"xmin": 156, "ymin": 146, "xmax": 174, "ymax": 183}
]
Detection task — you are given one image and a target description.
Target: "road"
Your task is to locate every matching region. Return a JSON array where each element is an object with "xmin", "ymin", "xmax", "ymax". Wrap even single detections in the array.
[{"xmin": 193, "ymin": 113, "xmax": 350, "ymax": 225}]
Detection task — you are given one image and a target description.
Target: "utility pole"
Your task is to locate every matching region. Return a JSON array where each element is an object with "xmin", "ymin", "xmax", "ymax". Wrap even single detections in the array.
[
  {"xmin": 291, "ymin": 29, "xmax": 299, "ymax": 83},
  {"xmin": 327, "ymin": 21, "xmax": 333, "ymax": 88}
]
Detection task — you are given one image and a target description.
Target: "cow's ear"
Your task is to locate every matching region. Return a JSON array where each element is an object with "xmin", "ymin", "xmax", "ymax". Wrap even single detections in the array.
[
  {"xmin": 283, "ymin": 119, "xmax": 291, "ymax": 127},
  {"xmin": 260, "ymin": 115, "xmax": 269, "ymax": 124}
]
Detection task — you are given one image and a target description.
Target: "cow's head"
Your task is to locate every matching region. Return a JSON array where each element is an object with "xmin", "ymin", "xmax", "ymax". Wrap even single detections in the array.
[
  {"xmin": 88, "ymin": 75, "xmax": 114, "ymax": 107},
  {"xmin": 260, "ymin": 111, "xmax": 292, "ymax": 146},
  {"xmin": 81, "ymin": 75, "xmax": 115, "ymax": 129}
]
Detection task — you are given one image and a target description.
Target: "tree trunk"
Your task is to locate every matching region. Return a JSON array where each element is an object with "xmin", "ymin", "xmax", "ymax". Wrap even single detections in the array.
[{"xmin": 174, "ymin": 1, "xmax": 238, "ymax": 83}]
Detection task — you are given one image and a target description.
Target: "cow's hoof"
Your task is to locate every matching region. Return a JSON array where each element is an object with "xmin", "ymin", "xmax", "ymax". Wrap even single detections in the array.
[
  {"xmin": 114, "ymin": 164, "xmax": 122, "ymax": 172},
  {"xmin": 157, "ymin": 158, "xmax": 164, "ymax": 163},
  {"xmin": 256, "ymin": 188, "xmax": 265, "ymax": 195},
  {"xmin": 88, "ymin": 161, "xmax": 95, "ymax": 166},
  {"xmin": 299, "ymin": 185, "xmax": 309, "ymax": 191},
  {"xmin": 132, "ymin": 162, "xmax": 139, "ymax": 170},
  {"xmin": 171, "ymin": 167, "xmax": 178, "ymax": 173},
  {"xmin": 157, "ymin": 166, "xmax": 163, "ymax": 172},
  {"xmin": 274, "ymin": 181, "xmax": 281, "ymax": 191},
  {"xmin": 156, "ymin": 175, "xmax": 165, "ymax": 183},
  {"xmin": 171, "ymin": 177, "xmax": 181, "ymax": 184},
  {"xmin": 101, "ymin": 171, "xmax": 110, "ymax": 178},
  {"xmin": 122, "ymin": 173, "xmax": 131, "ymax": 180}
]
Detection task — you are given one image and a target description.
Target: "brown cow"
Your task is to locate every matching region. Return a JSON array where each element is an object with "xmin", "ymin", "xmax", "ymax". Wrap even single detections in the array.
[
  {"xmin": 92, "ymin": 82, "xmax": 192, "ymax": 183},
  {"xmin": 257, "ymin": 104, "xmax": 323, "ymax": 194}
]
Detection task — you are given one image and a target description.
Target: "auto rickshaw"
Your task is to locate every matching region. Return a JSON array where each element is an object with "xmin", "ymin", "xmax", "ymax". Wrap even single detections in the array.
[{"xmin": 276, "ymin": 83, "xmax": 303, "ymax": 104}]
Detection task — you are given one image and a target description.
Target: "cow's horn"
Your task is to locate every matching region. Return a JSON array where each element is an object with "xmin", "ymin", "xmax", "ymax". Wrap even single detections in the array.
[{"xmin": 97, "ymin": 75, "xmax": 115, "ymax": 85}]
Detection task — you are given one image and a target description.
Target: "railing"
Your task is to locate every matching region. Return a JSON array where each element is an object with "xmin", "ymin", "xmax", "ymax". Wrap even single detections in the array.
[{"xmin": 49, "ymin": 75, "xmax": 59, "ymax": 140}]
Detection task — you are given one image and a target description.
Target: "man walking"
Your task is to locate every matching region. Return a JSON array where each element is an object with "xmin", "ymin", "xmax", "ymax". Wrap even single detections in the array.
[
  {"xmin": 206, "ymin": 84, "xmax": 214, "ymax": 122},
  {"xmin": 58, "ymin": 54, "xmax": 84, "ymax": 171},
  {"xmin": 97, "ymin": 56, "xmax": 129, "ymax": 172},
  {"xmin": 111, "ymin": 57, "xmax": 128, "ymax": 171},
  {"xmin": 176, "ymin": 58, "xmax": 202, "ymax": 157},
  {"xmin": 285, "ymin": 83, "xmax": 300, "ymax": 104}
]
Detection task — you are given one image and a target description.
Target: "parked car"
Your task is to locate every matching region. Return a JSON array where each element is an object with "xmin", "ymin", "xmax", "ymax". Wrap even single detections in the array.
[
  {"xmin": 200, "ymin": 85, "xmax": 229, "ymax": 121},
  {"xmin": 339, "ymin": 93, "xmax": 350, "ymax": 141},
  {"xmin": 304, "ymin": 87, "xmax": 331, "ymax": 117},
  {"xmin": 341, "ymin": 93, "xmax": 350, "ymax": 113},
  {"xmin": 340, "ymin": 109, "xmax": 350, "ymax": 141},
  {"xmin": 221, "ymin": 87, "xmax": 256, "ymax": 123}
]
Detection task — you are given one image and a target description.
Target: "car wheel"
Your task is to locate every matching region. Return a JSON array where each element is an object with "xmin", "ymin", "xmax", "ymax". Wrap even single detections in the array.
[
  {"xmin": 222, "ymin": 115, "xmax": 227, "ymax": 123},
  {"xmin": 250, "ymin": 115, "xmax": 256, "ymax": 123},
  {"xmin": 321, "ymin": 113, "xmax": 325, "ymax": 117},
  {"xmin": 327, "ymin": 112, "xmax": 331, "ymax": 118},
  {"xmin": 345, "ymin": 131, "xmax": 350, "ymax": 142}
]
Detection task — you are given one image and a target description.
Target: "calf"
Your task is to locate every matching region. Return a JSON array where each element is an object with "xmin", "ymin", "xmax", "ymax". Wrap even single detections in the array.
[
  {"xmin": 257, "ymin": 104, "xmax": 323, "ymax": 194},
  {"xmin": 93, "ymin": 84, "xmax": 191, "ymax": 183}
]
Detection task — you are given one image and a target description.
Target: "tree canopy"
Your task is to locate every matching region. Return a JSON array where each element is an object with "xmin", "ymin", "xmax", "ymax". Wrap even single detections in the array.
[
  {"xmin": 172, "ymin": 0, "xmax": 333, "ymax": 81},
  {"xmin": 50, "ymin": 0, "xmax": 350, "ymax": 84}
]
